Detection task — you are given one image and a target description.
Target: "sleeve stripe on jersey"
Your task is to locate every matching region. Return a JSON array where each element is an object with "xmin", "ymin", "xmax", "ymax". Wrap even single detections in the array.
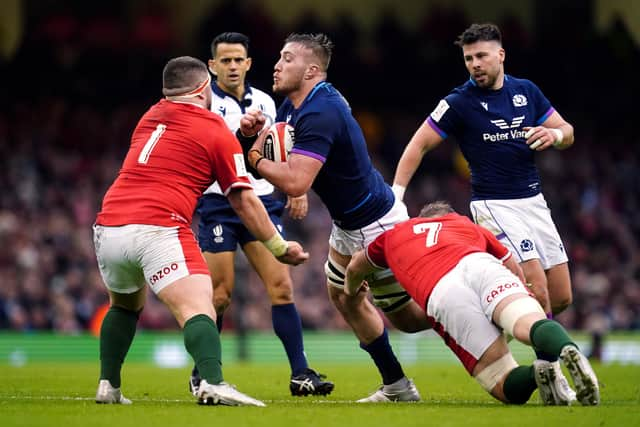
[
  {"xmin": 536, "ymin": 107, "xmax": 555, "ymax": 125},
  {"xmin": 426, "ymin": 117, "xmax": 448, "ymax": 139},
  {"xmin": 500, "ymin": 251, "xmax": 512, "ymax": 263},
  {"xmin": 222, "ymin": 182, "xmax": 254, "ymax": 196},
  {"xmin": 290, "ymin": 148, "xmax": 326, "ymax": 163}
]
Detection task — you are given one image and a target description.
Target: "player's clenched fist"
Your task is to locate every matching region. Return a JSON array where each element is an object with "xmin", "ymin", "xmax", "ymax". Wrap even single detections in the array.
[{"xmin": 239, "ymin": 110, "xmax": 266, "ymax": 137}]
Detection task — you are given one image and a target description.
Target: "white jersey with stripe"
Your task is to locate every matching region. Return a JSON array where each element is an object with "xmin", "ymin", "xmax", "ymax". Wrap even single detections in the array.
[{"xmin": 203, "ymin": 82, "xmax": 277, "ymax": 196}]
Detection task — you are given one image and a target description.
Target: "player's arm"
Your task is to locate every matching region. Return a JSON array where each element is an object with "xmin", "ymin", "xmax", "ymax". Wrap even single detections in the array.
[
  {"xmin": 248, "ymin": 148, "xmax": 322, "ymax": 197},
  {"xmin": 523, "ymin": 110, "xmax": 574, "ymax": 151},
  {"xmin": 344, "ymin": 249, "xmax": 376, "ymax": 296},
  {"xmin": 227, "ymin": 187, "xmax": 309, "ymax": 265},
  {"xmin": 503, "ymin": 254, "xmax": 526, "ymax": 284},
  {"xmin": 392, "ymin": 120, "xmax": 444, "ymax": 200},
  {"xmin": 480, "ymin": 226, "xmax": 526, "ymax": 284}
]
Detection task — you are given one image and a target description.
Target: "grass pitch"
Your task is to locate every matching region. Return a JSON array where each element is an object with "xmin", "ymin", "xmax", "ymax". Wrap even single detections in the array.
[{"xmin": 1, "ymin": 362, "xmax": 638, "ymax": 427}]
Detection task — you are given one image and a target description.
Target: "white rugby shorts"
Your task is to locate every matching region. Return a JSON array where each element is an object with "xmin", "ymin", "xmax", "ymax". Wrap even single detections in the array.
[
  {"xmin": 470, "ymin": 193, "xmax": 568, "ymax": 269},
  {"xmin": 93, "ymin": 223, "xmax": 209, "ymax": 294},
  {"xmin": 426, "ymin": 252, "xmax": 532, "ymax": 374},
  {"xmin": 329, "ymin": 197, "xmax": 409, "ymax": 256}
]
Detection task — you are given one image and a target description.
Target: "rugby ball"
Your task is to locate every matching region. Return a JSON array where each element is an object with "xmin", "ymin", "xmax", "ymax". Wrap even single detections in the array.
[{"xmin": 263, "ymin": 122, "xmax": 294, "ymax": 163}]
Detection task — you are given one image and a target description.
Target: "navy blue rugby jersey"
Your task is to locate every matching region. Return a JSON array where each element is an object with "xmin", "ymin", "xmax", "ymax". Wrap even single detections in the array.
[
  {"xmin": 427, "ymin": 75, "xmax": 554, "ymax": 200},
  {"xmin": 276, "ymin": 82, "xmax": 394, "ymax": 230}
]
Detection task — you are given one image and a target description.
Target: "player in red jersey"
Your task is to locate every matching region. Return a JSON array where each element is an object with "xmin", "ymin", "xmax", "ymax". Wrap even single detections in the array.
[
  {"xmin": 93, "ymin": 56, "xmax": 308, "ymax": 407},
  {"xmin": 345, "ymin": 201, "xmax": 599, "ymax": 406}
]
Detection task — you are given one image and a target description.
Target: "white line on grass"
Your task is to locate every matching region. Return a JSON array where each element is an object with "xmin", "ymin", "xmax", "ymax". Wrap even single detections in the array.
[{"xmin": 2, "ymin": 396, "xmax": 357, "ymax": 404}]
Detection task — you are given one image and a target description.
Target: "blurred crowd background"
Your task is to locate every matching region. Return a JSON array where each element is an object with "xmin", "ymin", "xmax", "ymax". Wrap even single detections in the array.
[{"xmin": 0, "ymin": 0, "xmax": 638, "ymax": 337}]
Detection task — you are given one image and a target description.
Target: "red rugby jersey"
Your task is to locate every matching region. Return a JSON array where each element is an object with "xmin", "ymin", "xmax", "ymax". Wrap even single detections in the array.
[
  {"xmin": 96, "ymin": 99, "xmax": 252, "ymax": 227},
  {"xmin": 366, "ymin": 213, "xmax": 511, "ymax": 309}
]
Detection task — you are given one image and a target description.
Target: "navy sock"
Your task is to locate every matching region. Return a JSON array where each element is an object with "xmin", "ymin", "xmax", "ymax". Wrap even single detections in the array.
[
  {"xmin": 360, "ymin": 329, "xmax": 404, "ymax": 385},
  {"xmin": 272, "ymin": 303, "xmax": 308, "ymax": 376}
]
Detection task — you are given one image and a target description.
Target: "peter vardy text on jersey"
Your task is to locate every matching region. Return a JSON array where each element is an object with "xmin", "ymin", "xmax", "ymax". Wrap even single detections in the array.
[{"xmin": 483, "ymin": 129, "xmax": 527, "ymax": 142}]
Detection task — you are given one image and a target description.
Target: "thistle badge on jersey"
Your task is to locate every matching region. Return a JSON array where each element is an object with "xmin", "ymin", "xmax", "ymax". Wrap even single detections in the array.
[{"xmin": 263, "ymin": 122, "xmax": 295, "ymax": 163}]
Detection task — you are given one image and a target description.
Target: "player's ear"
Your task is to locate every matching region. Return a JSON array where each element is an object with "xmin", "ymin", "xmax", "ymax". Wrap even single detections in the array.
[
  {"xmin": 305, "ymin": 63, "xmax": 319, "ymax": 79},
  {"xmin": 246, "ymin": 57, "xmax": 252, "ymax": 71},
  {"xmin": 208, "ymin": 59, "xmax": 217, "ymax": 76},
  {"xmin": 498, "ymin": 48, "xmax": 505, "ymax": 64}
]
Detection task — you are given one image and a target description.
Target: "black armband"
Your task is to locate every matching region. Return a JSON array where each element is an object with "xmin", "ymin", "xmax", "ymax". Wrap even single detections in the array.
[
  {"xmin": 235, "ymin": 129, "xmax": 259, "ymax": 155},
  {"xmin": 235, "ymin": 129, "xmax": 262, "ymax": 178}
]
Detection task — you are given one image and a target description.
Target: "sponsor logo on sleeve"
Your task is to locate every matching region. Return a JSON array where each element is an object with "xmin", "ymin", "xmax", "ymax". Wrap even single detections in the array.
[{"xmin": 430, "ymin": 99, "xmax": 450, "ymax": 122}]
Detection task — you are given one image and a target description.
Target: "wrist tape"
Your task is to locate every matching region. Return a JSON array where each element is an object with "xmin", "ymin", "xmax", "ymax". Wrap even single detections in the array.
[{"xmin": 263, "ymin": 233, "xmax": 287, "ymax": 257}]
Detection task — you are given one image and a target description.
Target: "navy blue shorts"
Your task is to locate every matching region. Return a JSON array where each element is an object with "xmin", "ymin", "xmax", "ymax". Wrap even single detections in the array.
[{"xmin": 196, "ymin": 194, "xmax": 286, "ymax": 253}]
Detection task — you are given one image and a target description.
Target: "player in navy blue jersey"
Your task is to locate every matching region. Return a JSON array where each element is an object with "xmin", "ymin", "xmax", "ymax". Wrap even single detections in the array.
[
  {"xmin": 240, "ymin": 33, "xmax": 431, "ymax": 402},
  {"xmin": 392, "ymin": 23, "xmax": 577, "ymax": 405},
  {"xmin": 190, "ymin": 32, "xmax": 333, "ymax": 398}
]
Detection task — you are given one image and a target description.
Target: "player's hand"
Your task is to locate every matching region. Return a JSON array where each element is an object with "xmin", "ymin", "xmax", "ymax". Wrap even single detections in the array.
[
  {"xmin": 523, "ymin": 126, "xmax": 560, "ymax": 151},
  {"xmin": 286, "ymin": 194, "xmax": 308, "ymax": 220},
  {"xmin": 239, "ymin": 110, "xmax": 266, "ymax": 138},
  {"xmin": 276, "ymin": 241, "xmax": 309, "ymax": 265}
]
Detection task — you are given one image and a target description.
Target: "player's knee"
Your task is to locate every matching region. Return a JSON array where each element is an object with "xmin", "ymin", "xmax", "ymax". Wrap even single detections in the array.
[
  {"xmin": 551, "ymin": 296, "xmax": 571, "ymax": 315},
  {"xmin": 498, "ymin": 297, "xmax": 545, "ymax": 339},
  {"xmin": 265, "ymin": 278, "xmax": 294, "ymax": 305},
  {"xmin": 213, "ymin": 292, "xmax": 231, "ymax": 314}
]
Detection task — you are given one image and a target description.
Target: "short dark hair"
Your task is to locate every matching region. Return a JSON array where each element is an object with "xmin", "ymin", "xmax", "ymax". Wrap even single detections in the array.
[
  {"xmin": 419, "ymin": 201, "xmax": 455, "ymax": 218},
  {"xmin": 211, "ymin": 32, "xmax": 250, "ymax": 58},
  {"xmin": 284, "ymin": 33, "xmax": 334, "ymax": 71},
  {"xmin": 454, "ymin": 23, "xmax": 502, "ymax": 47},
  {"xmin": 162, "ymin": 56, "xmax": 208, "ymax": 96}
]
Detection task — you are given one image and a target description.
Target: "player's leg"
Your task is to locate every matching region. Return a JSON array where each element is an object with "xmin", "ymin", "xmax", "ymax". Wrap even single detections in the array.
[
  {"xmin": 244, "ymin": 240, "xmax": 334, "ymax": 396},
  {"xmin": 157, "ymin": 273, "xmax": 264, "ymax": 407},
  {"xmin": 188, "ymin": 251, "xmax": 234, "ymax": 393},
  {"xmin": 146, "ymin": 224, "xmax": 263, "ymax": 406},
  {"xmin": 470, "ymin": 196, "xmax": 573, "ymax": 389},
  {"xmin": 93, "ymin": 224, "xmax": 146, "ymax": 404},
  {"xmin": 204, "ymin": 250, "xmax": 236, "ymax": 329},
  {"xmin": 367, "ymin": 269, "xmax": 431, "ymax": 333},
  {"xmin": 470, "ymin": 198, "xmax": 552, "ymax": 313},
  {"xmin": 326, "ymin": 248, "xmax": 419, "ymax": 402},
  {"xmin": 519, "ymin": 259, "xmax": 551, "ymax": 313},
  {"xmin": 529, "ymin": 193, "xmax": 572, "ymax": 315},
  {"xmin": 190, "ymin": 207, "xmax": 240, "ymax": 393},
  {"xmin": 546, "ymin": 262, "xmax": 572, "ymax": 315},
  {"xmin": 424, "ymin": 257, "xmax": 530, "ymax": 404},
  {"xmin": 95, "ymin": 288, "xmax": 145, "ymax": 404},
  {"xmin": 492, "ymin": 294, "xmax": 599, "ymax": 405}
]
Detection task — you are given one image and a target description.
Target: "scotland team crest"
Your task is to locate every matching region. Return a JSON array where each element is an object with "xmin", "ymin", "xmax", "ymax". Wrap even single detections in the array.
[{"xmin": 520, "ymin": 239, "xmax": 534, "ymax": 252}]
